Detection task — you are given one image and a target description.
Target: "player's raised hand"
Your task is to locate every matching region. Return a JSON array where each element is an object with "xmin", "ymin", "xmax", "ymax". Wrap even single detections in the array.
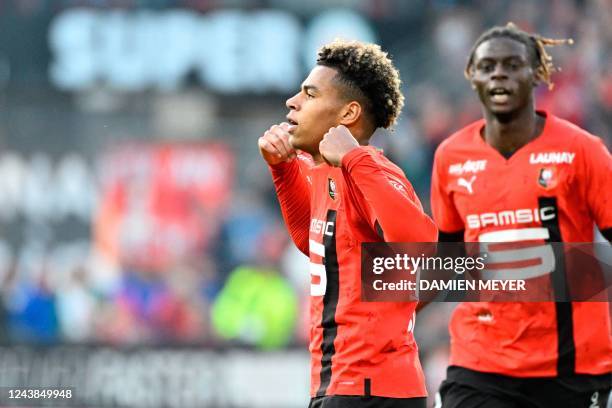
[
  {"xmin": 258, "ymin": 122, "xmax": 297, "ymax": 165},
  {"xmin": 319, "ymin": 125, "xmax": 360, "ymax": 167}
]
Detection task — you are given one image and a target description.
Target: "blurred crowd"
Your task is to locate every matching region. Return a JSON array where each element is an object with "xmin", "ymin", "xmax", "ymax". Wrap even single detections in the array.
[{"xmin": 0, "ymin": 0, "xmax": 610, "ymax": 399}]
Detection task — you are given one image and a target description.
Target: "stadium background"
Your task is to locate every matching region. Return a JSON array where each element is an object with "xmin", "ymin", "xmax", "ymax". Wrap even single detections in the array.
[{"xmin": 0, "ymin": 0, "xmax": 610, "ymax": 406}]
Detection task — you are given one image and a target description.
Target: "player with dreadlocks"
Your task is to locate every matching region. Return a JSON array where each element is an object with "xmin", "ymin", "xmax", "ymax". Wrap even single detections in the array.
[
  {"xmin": 259, "ymin": 40, "xmax": 437, "ymax": 407},
  {"xmin": 430, "ymin": 23, "xmax": 612, "ymax": 407},
  {"xmin": 464, "ymin": 22, "xmax": 573, "ymax": 91}
]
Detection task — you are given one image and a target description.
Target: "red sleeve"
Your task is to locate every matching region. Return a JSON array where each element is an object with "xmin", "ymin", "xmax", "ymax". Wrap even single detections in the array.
[
  {"xmin": 581, "ymin": 136, "xmax": 612, "ymax": 230},
  {"xmin": 341, "ymin": 147, "xmax": 438, "ymax": 242},
  {"xmin": 430, "ymin": 145, "xmax": 465, "ymax": 234},
  {"xmin": 269, "ymin": 157, "xmax": 311, "ymax": 255}
]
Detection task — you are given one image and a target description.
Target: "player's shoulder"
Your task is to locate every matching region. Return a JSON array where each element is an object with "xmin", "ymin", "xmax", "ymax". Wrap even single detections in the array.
[
  {"xmin": 367, "ymin": 147, "xmax": 419, "ymax": 199},
  {"xmin": 432, "ymin": 120, "xmax": 484, "ymax": 174},
  {"xmin": 367, "ymin": 146, "xmax": 408, "ymax": 179},
  {"xmin": 435, "ymin": 119, "xmax": 484, "ymax": 157},
  {"xmin": 547, "ymin": 113, "xmax": 609, "ymax": 154}
]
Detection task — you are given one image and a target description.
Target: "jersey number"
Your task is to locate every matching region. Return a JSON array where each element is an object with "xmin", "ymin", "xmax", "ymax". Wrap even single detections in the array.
[
  {"xmin": 309, "ymin": 239, "xmax": 327, "ymax": 296},
  {"xmin": 478, "ymin": 227, "xmax": 555, "ymax": 280}
]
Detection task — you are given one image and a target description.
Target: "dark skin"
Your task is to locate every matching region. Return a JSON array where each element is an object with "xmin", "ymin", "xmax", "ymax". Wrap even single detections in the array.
[
  {"xmin": 462, "ymin": 37, "xmax": 612, "ymax": 242},
  {"xmin": 436, "ymin": 37, "xmax": 612, "ymax": 242},
  {"xmin": 469, "ymin": 37, "xmax": 545, "ymax": 157},
  {"xmin": 419, "ymin": 37, "xmax": 560, "ymax": 313}
]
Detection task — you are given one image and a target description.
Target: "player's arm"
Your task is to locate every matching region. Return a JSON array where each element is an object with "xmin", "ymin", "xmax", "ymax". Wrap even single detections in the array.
[
  {"xmin": 416, "ymin": 145, "xmax": 468, "ymax": 312},
  {"xmin": 416, "ymin": 230, "xmax": 466, "ymax": 313},
  {"xmin": 582, "ymin": 136, "xmax": 612, "ymax": 243},
  {"xmin": 430, "ymin": 145, "xmax": 465, "ymax": 238},
  {"xmin": 259, "ymin": 123, "xmax": 311, "ymax": 255},
  {"xmin": 343, "ymin": 149, "xmax": 438, "ymax": 241},
  {"xmin": 319, "ymin": 125, "xmax": 437, "ymax": 241}
]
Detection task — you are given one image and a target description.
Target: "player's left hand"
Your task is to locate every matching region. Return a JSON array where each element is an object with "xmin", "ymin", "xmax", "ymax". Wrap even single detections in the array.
[{"xmin": 319, "ymin": 125, "xmax": 360, "ymax": 167}]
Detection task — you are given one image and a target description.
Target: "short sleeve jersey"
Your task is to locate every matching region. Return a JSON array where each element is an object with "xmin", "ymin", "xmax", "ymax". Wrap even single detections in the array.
[{"xmin": 431, "ymin": 111, "xmax": 612, "ymax": 377}]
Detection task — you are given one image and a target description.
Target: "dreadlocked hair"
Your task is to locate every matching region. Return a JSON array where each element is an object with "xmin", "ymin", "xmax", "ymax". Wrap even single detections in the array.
[
  {"xmin": 317, "ymin": 39, "xmax": 404, "ymax": 129},
  {"xmin": 465, "ymin": 22, "xmax": 573, "ymax": 90}
]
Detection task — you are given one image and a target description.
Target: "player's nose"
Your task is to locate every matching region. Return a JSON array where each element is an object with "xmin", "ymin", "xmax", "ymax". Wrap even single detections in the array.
[
  {"xmin": 491, "ymin": 63, "xmax": 508, "ymax": 80},
  {"xmin": 286, "ymin": 93, "xmax": 300, "ymax": 111}
]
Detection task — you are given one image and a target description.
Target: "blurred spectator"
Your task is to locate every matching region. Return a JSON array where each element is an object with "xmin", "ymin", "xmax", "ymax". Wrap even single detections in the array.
[
  {"xmin": 7, "ymin": 273, "xmax": 60, "ymax": 344},
  {"xmin": 212, "ymin": 265, "xmax": 298, "ymax": 349},
  {"xmin": 55, "ymin": 265, "xmax": 97, "ymax": 342}
]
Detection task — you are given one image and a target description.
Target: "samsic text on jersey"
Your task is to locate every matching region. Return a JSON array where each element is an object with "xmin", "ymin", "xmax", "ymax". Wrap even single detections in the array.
[
  {"xmin": 431, "ymin": 111, "xmax": 612, "ymax": 377},
  {"xmin": 270, "ymin": 146, "xmax": 437, "ymax": 398}
]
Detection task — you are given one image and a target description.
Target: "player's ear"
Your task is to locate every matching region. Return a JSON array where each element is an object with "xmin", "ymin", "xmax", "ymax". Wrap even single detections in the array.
[
  {"xmin": 469, "ymin": 75, "xmax": 478, "ymax": 91},
  {"xmin": 339, "ymin": 101, "xmax": 362, "ymax": 126},
  {"xmin": 466, "ymin": 66, "xmax": 477, "ymax": 90}
]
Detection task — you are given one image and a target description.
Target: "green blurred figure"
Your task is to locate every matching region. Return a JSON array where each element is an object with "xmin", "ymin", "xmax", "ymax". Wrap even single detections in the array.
[{"xmin": 212, "ymin": 266, "xmax": 298, "ymax": 349}]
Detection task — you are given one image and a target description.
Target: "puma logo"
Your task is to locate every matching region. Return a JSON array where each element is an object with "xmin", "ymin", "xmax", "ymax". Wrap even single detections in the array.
[{"xmin": 458, "ymin": 176, "xmax": 476, "ymax": 194}]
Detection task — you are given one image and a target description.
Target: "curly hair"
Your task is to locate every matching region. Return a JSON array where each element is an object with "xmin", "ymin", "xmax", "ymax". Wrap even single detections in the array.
[
  {"xmin": 317, "ymin": 40, "xmax": 404, "ymax": 129},
  {"xmin": 465, "ymin": 22, "xmax": 573, "ymax": 90}
]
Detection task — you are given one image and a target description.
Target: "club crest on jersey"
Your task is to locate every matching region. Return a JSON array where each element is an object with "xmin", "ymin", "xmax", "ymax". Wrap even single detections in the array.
[
  {"xmin": 538, "ymin": 167, "xmax": 557, "ymax": 189},
  {"xmin": 328, "ymin": 178, "xmax": 336, "ymax": 200}
]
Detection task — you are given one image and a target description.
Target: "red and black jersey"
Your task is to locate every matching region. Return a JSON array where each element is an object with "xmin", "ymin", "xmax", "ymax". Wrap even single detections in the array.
[
  {"xmin": 431, "ymin": 111, "xmax": 612, "ymax": 377},
  {"xmin": 270, "ymin": 146, "xmax": 437, "ymax": 398}
]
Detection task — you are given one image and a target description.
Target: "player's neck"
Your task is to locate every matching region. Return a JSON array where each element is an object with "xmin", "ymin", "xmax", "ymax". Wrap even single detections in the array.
[
  {"xmin": 312, "ymin": 153, "xmax": 325, "ymax": 165},
  {"xmin": 482, "ymin": 105, "xmax": 542, "ymax": 157}
]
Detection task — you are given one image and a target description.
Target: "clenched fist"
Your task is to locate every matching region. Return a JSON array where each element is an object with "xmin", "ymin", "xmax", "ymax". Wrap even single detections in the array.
[
  {"xmin": 319, "ymin": 125, "xmax": 360, "ymax": 167},
  {"xmin": 258, "ymin": 122, "xmax": 297, "ymax": 165}
]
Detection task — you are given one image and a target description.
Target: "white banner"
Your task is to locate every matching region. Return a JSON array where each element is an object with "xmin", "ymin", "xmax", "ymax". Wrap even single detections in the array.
[{"xmin": 0, "ymin": 346, "xmax": 310, "ymax": 407}]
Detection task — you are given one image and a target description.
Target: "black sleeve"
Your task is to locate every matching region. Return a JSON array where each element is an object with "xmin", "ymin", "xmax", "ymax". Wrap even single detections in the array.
[
  {"xmin": 422, "ymin": 230, "xmax": 467, "ymax": 303},
  {"xmin": 439, "ymin": 230, "xmax": 465, "ymax": 242}
]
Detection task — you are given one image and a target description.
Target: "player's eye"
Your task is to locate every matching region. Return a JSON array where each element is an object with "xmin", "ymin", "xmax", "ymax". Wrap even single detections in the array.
[
  {"xmin": 478, "ymin": 63, "xmax": 493, "ymax": 72},
  {"xmin": 506, "ymin": 60, "xmax": 521, "ymax": 70}
]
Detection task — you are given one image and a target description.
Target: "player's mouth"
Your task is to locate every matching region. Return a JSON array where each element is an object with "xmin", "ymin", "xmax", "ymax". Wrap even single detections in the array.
[
  {"xmin": 286, "ymin": 116, "xmax": 298, "ymax": 133},
  {"xmin": 488, "ymin": 87, "xmax": 512, "ymax": 104}
]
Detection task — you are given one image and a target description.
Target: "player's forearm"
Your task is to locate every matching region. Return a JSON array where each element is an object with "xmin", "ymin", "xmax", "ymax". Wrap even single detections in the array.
[
  {"xmin": 342, "ymin": 148, "xmax": 438, "ymax": 242},
  {"xmin": 270, "ymin": 160, "xmax": 311, "ymax": 255}
]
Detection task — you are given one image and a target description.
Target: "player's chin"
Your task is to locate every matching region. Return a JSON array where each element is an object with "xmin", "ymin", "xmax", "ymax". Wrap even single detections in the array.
[
  {"xmin": 288, "ymin": 134, "xmax": 303, "ymax": 151},
  {"xmin": 487, "ymin": 102, "xmax": 519, "ymax": 117}
]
